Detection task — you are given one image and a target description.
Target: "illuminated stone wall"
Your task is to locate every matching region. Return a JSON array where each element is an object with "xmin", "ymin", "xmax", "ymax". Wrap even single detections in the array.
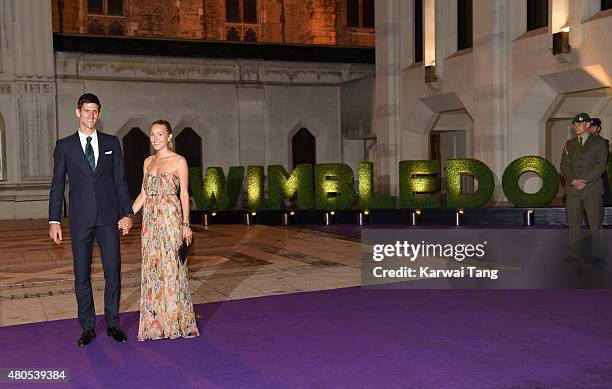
[{"xmin": 50, "ymin": 0, "xmax": 374, "ymax": 46}]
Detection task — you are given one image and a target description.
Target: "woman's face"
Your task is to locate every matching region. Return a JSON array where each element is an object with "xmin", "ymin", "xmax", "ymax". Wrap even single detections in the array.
[{"xmin": 150, "ymin": 123, "xmax": 172, "ymax": 151}]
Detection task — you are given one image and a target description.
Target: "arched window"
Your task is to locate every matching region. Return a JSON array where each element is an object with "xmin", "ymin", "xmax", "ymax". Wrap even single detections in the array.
[
  {"xmin": 87, "ymin": 0, "xmax": 103, "ymax": 14},
  {"xmin": 87, "ymin": 19, "xmax": 105, "ymax": 35},
  {"xmin": 226, "ymin": 0, "xmax": 257, "ymax": 23},
  {"xmin": 414, "ymin": 0, "xmax": 423, "ymax": 63},
  {"xmin": 347, "ymin": 0, "xmax": 375, "ymax": 28},
  {"xmin": 108, "ymin": 20, "xmax": 124, "ymax": 36},
  {"xmin": 291, "ymin": 128, "xmax": 316, "ymax": 169},
  {"xmin": 527, "ymin": 0, "xmax": 548, "ymax": 31},
  {"xmin": 457, "ymin": 0, "xmax": 473, "ymax": 50},
  {"xmin": 123, "ymin": 128, "xmax": 150, "ymax": 199},
  {"xmin": 225, "ymin": 0, "xmax": 258, "ymax": 42},
  {"xmin": 87, "ymin": 0, "xmax": 123, "ymax": 15},
  {"xmin": 226, "ymin": 27, "xmax": 240, "ymax": 41},
  {"xmin": 244, "ymin": 28, "xmax": 257, "ymax": 42},
  {"xmin": 175, "ymin": 128, "xmax": 203, "ymax": 171},
  {"xmin": 86, "ymin": 0, "xmax": 125, "ymax": 36},
  {"xmin": 107, "ymin": 0, "xmax": 123, "ymax": 16}
]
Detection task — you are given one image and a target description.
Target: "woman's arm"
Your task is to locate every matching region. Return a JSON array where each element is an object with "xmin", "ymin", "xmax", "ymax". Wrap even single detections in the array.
[
  {"xmin": 132, "ymin": 157, "xmax": 150, "ymax": 214},
  {"xmin": 177, "ymin": 156, "xmax": 193, "ymax": 244}
]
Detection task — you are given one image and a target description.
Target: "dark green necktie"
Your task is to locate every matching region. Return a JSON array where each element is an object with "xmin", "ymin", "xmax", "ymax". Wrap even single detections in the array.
[
  {"xmin": 578, "ymin": 137, "xmax": 583, "ymax": 151},
  {"xmin": 85, "ymin": 136, "xmax": 96, "ymax": 172}
]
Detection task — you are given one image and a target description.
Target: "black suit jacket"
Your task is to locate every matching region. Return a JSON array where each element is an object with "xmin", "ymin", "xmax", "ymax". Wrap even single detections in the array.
[{"xmin": 48, "ymin": 132, "xmax": 132, "ymax": 228}]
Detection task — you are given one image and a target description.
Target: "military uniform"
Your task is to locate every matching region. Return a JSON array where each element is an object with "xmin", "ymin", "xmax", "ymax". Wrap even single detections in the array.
[
  {"xmin": 593, "ymin": 134, "xmax": 610, "ymax": 206},
  {"xmin": 561, "ymin": 121, "xmax": 609, "ymax": 260}
]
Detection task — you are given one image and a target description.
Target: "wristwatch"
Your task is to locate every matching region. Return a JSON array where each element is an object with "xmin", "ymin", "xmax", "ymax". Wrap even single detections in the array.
[
  {"xmin": 182, "ymin": 221, "xmax": 190, "ymax": 227},
  {"xmin": 126, "ymin": 212, "xmax": 134, "ymax": 218}
]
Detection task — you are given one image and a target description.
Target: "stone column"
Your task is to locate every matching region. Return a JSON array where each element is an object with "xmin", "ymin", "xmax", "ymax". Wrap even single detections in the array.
[
  {"xmin": 372, "ymin": 0, "xmax": 402, "ymax": 197},
  {"xmin": 0, "ymin": 0, "xmax": 58, "ymax": 219},
  {"xmin": 471, "ymin": 0, "xmax": 510, "ymax": 200}
]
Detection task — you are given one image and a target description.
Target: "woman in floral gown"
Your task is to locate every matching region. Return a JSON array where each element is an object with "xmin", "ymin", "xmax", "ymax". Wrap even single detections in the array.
[{"xmin": 131, "ymin": 119, "xmax": 199, "ymax": 341}]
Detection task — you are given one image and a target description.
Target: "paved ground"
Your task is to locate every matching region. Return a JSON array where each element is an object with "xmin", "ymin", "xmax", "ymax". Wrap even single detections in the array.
[{"xmin": 0, "ymin": 219, "xmax": 361, "ymax": 326}]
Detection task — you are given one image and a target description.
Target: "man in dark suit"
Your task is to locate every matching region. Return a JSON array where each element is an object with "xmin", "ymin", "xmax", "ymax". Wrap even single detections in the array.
[
  {"xmin": 49, "ymin": 93, "xmax": 133, "ymax": 346},
  {"xmin": 589, "ymin": 117, "xmax": 611, "ymax": 207},
  {"xmin": 561, "ymin": 113, "xmax": 608, "ymax": 267}
]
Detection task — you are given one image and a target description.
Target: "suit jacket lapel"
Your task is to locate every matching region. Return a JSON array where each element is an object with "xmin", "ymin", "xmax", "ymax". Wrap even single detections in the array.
[
  {"xmin": 71, "ymin": 132, "xmax": 95, "ymax": 177},
  {"xmin": 95, "ymin": 134, "xmax": 109, "ymax": 176}
]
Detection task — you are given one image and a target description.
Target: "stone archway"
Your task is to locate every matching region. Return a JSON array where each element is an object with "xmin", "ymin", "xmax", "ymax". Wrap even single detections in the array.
[
  {"xmin": 511, "ymin": 65, "xmax": 611, "ymax": 160},
  {"xmin": 122, "ymin": 127, "xmax": 150, "ymax": 199},
  {"xmin": 286, "ymin": 117, "xmax": 326, "ymax": 169},
  {"xmin": 174, "ymin": 117, "xmax": 213, "ymax": 170},
  {"xmin": 429, "ymin": 110, "xmax": 473, "ymax": 194},
  {"xmin": 291, "ymin": 128, "xmax": 316, "ymax": 169},
  {"xmin": 403, "ymin": 92, "xmax": 474, "ymax": 160},
  {"xmin": 403, "ymin": 92, "xmax": 474, "ymax": 199},
  {"xmin": 511, "ymin": 65, "xmax": 611, "ymax": 197},
  {"xmin": 175, "ymin": 127, "xmax": 203, "ymax": 170}
]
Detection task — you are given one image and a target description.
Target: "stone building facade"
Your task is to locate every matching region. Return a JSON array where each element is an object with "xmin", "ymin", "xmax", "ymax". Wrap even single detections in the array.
[
  {"xmin": 0, "ymin": 0, "xmax": 375, "ymax": 219},
  {"xmin": 373, "ymin": 0, "xmax": 612, "ymax": 203},
  {"xmin": 50, "ymin": 0, "xmax": 375, "ymax": 46}
]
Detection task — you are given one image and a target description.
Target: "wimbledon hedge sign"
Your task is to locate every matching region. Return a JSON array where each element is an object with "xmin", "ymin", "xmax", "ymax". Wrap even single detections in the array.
[{"xmin": 188, "ymin": 155, "xmax": 610, "ymax": 210}]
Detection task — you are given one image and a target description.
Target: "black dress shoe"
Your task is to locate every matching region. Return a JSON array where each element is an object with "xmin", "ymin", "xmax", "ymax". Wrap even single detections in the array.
[
  {"xmin": 78, "ymin": 329, "xmax": 96, "ymax": 347},
  {"xmin": 107, "ymin": 326, "xmax": 128, "ymax": 343}
]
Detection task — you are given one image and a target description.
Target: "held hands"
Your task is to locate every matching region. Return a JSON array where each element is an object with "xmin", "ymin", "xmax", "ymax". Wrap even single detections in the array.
[
  {"xmin": 118, "ymin": 216, "xmax": 133, "ymax": 235},
  {"xmin": 182, "ymin": 225, "xmax": 193, "ymax": 246},
  {"xmin": 49, "ymin": 224, "xmax": 62, "ymax": 245},
  {"xmin": 571, "ymin": 179, "xmax": 587, "ymax": 191}
]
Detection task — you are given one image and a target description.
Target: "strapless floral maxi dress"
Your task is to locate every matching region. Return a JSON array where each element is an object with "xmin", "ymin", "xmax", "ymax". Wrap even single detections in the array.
[{"xmin": 137, "ymin": 172, "xmax": 199, "ymax": 341}]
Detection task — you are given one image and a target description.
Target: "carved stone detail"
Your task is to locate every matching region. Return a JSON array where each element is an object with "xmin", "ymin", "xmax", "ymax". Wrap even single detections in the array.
[
  {"xmin": 14, "ymin": 83, "xmax": 55, "ymax": 95},
  {"xmin": 56, "ymin": 53, "xmax": 375, "ymax": 85},
  {"xmin": 18, "ymin": 95, "xmax": 56, "ymax": 180}
]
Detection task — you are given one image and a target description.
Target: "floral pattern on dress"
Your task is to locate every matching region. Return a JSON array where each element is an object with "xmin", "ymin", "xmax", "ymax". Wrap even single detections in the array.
[{"xmin": 138, "ymin": 172, "xmax": 199, "ymax": 341}]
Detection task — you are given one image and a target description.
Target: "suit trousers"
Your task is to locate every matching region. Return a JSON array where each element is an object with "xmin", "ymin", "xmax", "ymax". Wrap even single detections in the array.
[
  {"xmin": 566, "ymin": 194, "xmax": 604, "ymax": 259},
  {"xmin": 70, "ymin": 217, "xmax": 121, "ymax": 331}
]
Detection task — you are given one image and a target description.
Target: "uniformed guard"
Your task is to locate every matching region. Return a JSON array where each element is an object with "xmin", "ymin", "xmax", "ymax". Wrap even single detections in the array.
[{"xmin": 560, "ymin": 113, "xmax": 608, "ymax": 267}]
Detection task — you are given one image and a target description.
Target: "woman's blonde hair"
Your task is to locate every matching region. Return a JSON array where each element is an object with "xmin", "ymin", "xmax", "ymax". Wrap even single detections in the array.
[{"xmin": 151, "ymin": 119, "xmax": 172, "ymax": 134}]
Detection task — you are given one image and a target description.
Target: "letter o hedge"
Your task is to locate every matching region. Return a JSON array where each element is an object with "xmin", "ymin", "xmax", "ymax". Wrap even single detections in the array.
[{"xmin": 502, "ymin": 156, "xmax": 559, "ymax": 207}]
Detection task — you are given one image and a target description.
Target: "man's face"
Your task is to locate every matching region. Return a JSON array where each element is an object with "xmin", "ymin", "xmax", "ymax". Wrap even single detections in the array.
[
  {"xmin": 573, "ymin": 121, "xmax": 589, "ymax": 136},
  {"xmin": 589, "ymin": 125, "xmax": 601, "ymax": 135},
  {"xmin": 76, "ymin": 103, "xmax": 100, "ymax": 131}
]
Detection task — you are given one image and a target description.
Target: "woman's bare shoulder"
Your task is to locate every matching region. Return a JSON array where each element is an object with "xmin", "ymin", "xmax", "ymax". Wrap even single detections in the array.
[{"xmin": 143, "ymin": 156, "xmax": 153, "ymax": 169}]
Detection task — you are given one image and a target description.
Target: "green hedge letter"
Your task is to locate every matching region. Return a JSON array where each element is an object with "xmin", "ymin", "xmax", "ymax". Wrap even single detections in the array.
[
  {"xmin": 267, "ymin": 164, "xmax": 314, "ymax": 209},
  {"xmin": 399, "ymin": 160, "xmax": 440, "ymax": 208},
  {"xmin": 445, "ymin": 159, "xmax": 494, "ymax": 208},
  {"xmin": 247, "ymin": 166, "xmax": 265, "ymax": 210},
  {"xmin": 358, "ymin": 162, "xmax": 395, "ymax": 208},
  {"xmin": 188, "ymin": 167, "xmax": 206, "ymax": 210},
  {"xmin": 315, "ymin": 163, "xmax": 356, "ymax": 209},
  {"xmin": 502, "ymin": 156, "xmax": 559, "ymax": 207},
  {"xmin": 198, "ymin": 166, "xmax": 245, "ymax": 210}
]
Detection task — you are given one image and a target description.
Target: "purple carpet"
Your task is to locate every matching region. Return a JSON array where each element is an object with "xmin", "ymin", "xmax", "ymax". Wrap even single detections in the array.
[{"xmin": 2, "ymin": 288, "xmax": 612, "ymax": 388}]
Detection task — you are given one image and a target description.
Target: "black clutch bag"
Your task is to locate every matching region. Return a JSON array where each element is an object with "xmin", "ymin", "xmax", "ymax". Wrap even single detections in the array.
[{"xmin": 178, "ymin": 237, "xmax": 194, "ymax": 265}]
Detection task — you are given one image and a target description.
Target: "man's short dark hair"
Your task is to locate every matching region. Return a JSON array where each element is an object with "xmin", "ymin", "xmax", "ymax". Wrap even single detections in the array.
[{"xmin": 77, "ymin": 93, "xmax": 101, "ymax": 110}]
